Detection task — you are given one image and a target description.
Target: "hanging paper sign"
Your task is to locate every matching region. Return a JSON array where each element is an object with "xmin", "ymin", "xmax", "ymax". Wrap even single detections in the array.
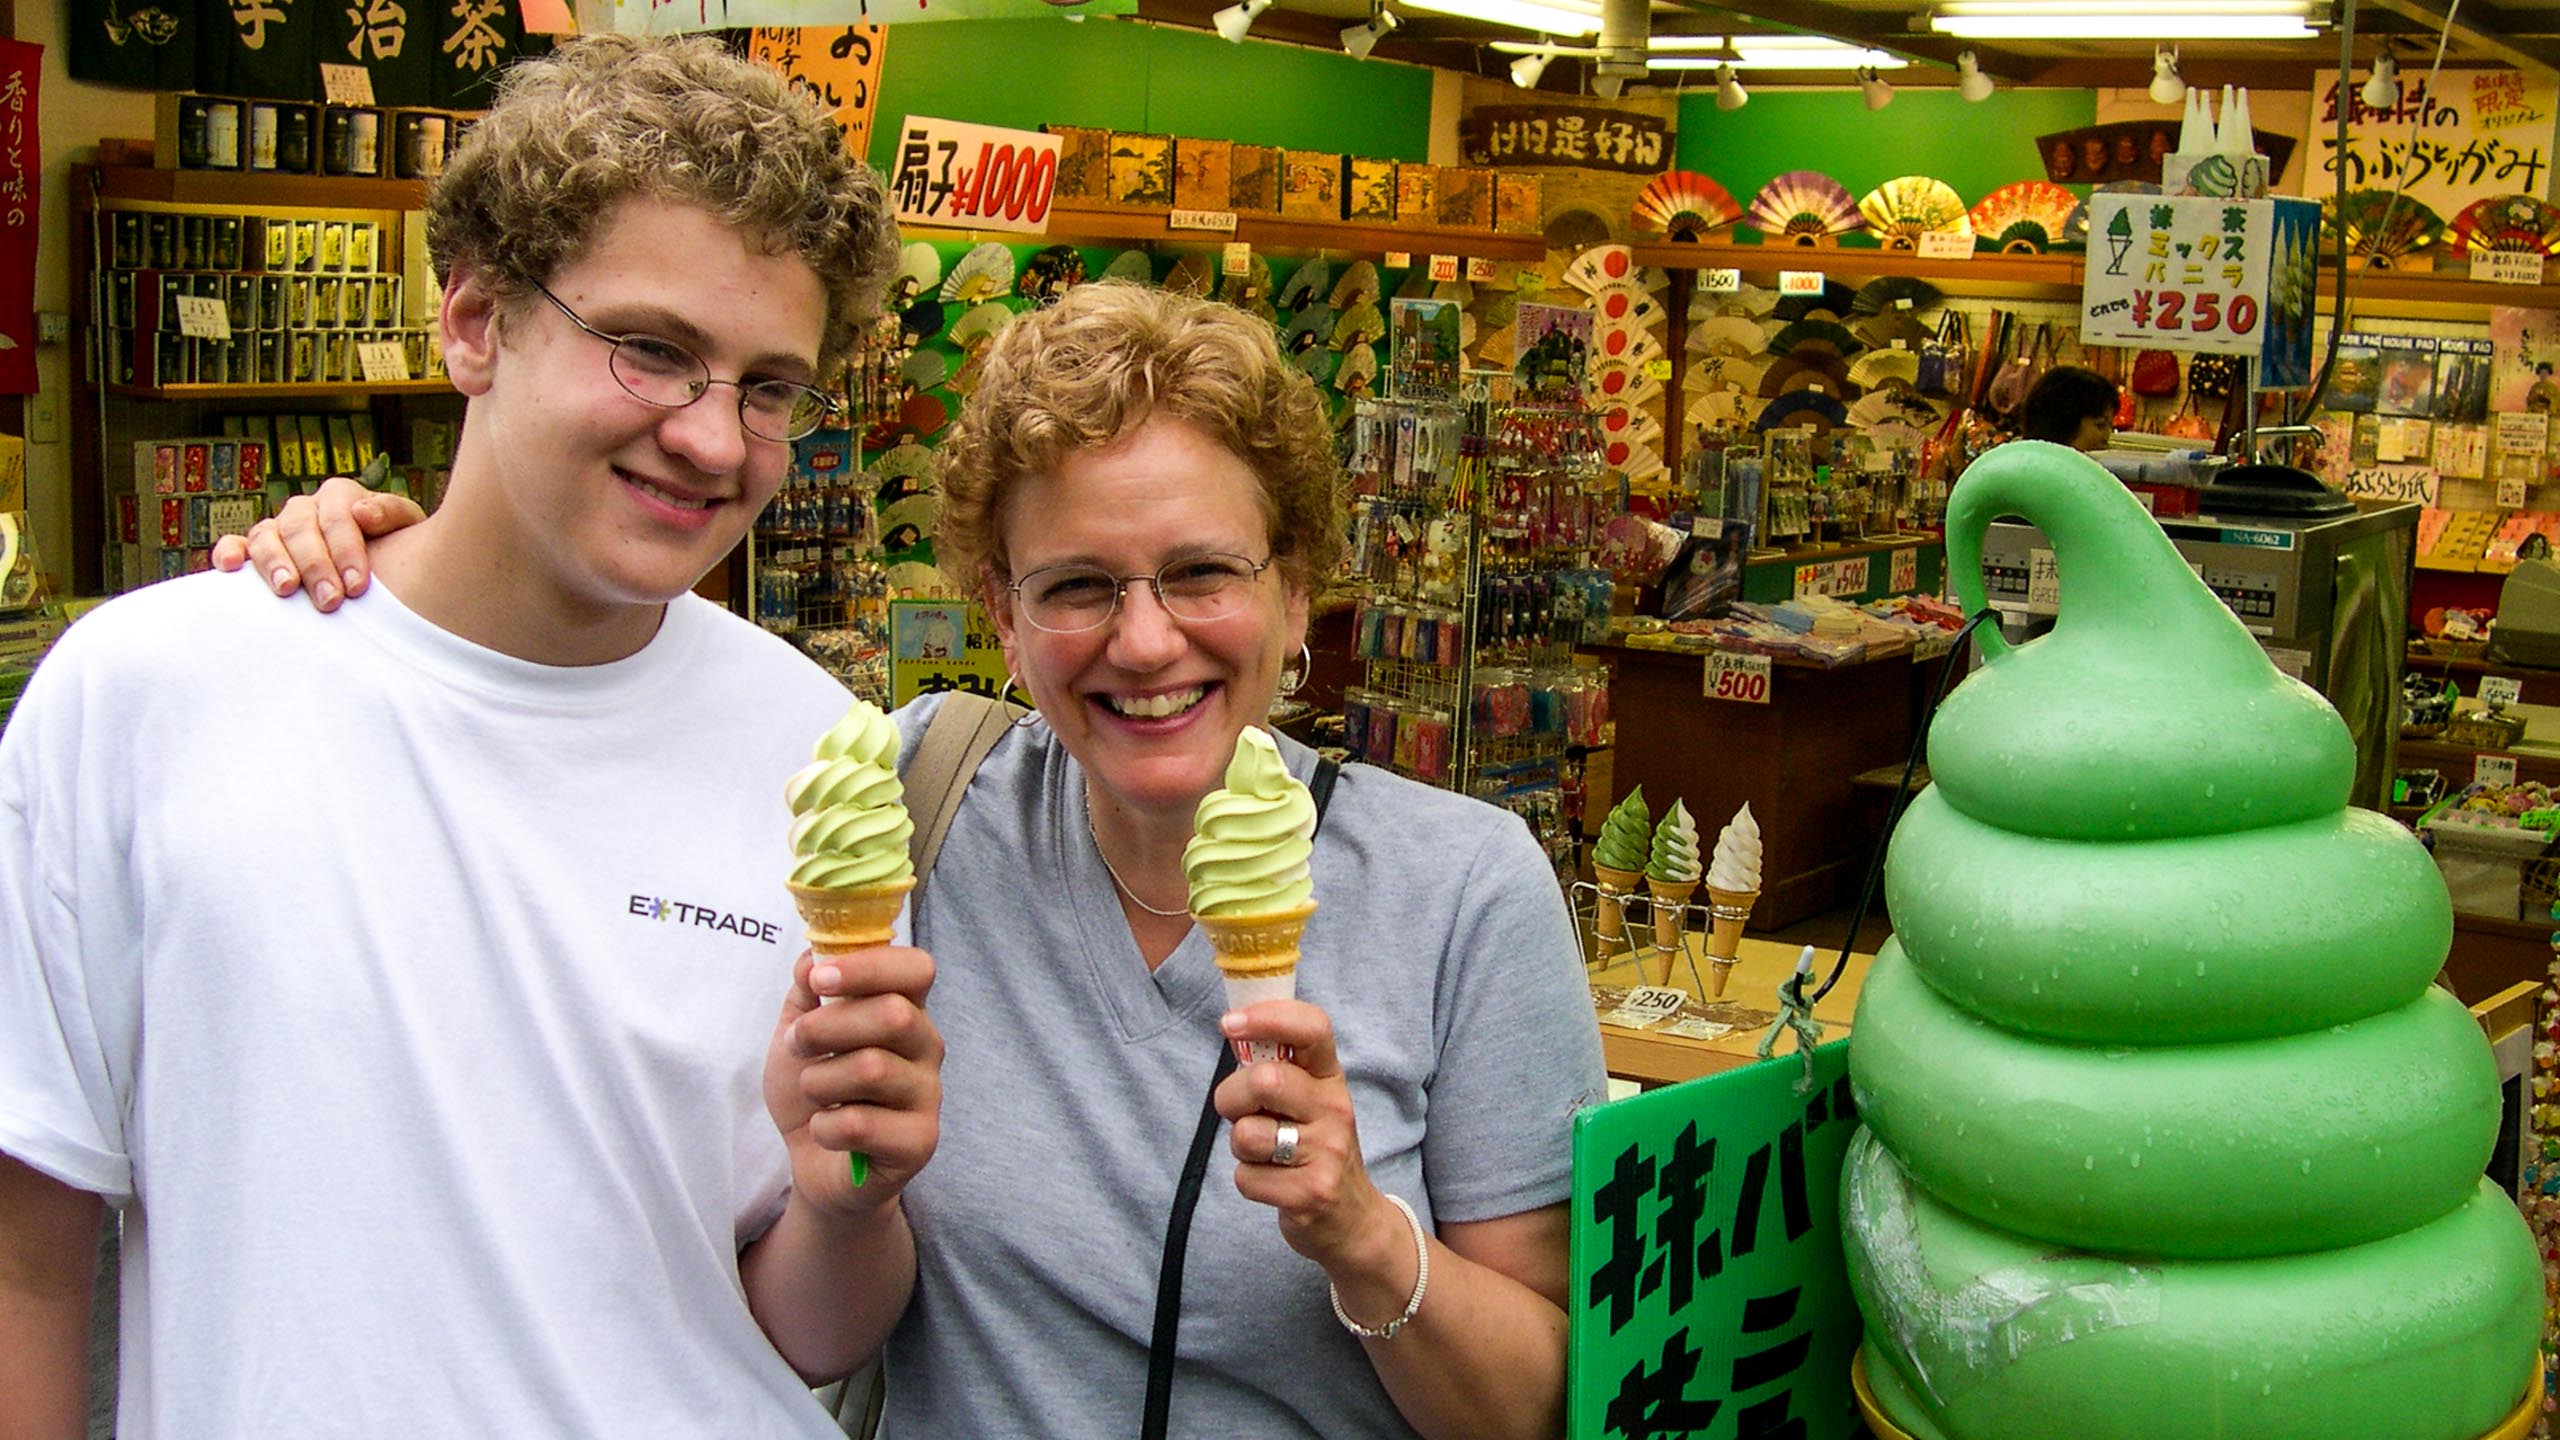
[
  {"xmin": 1458, "ymin": 103, "xmax": 1672, "ymax": 175},
  {"xmin": 2082, "ymin": 192, "xmax": 2321, "ymax": 388},
  {"xmin": 889, "ymin": 116, "xmax": 1059, "ymax": 233},
  {"xmin": 319, "ymin": 63, "xmax": 376, "ymax": 107},
  {"xmin": 749, "ymin": 25, "xmax": 887, "ymax": 162},
  {"xmin": 1915, "ymin": 230, "xmax": 1972, "ymax": 261},
  {"xmin": 890, "ymin": 598, "xmax": 1033, "ymax": 709},
  {"xmin": 1792, "ymin": 555, "xmax": 1869, "ymax": 598},
  {"xmin": 606, "ymin": 0, "xmax": 1136, "ymax": 33},
  {"xmin": 1221, "ymin": 241, "xmax": 1252, "ymax": 275},
  {"xmin": 0, "ymin": 41, "xmax": 36, "ymax": 396},
  {"xmin": 2474, "ymin": 251, "xmax": 2548, "ymax": 287},
  {"xmin": 1705, "ymin": 650, "xmax": 1771, "ymax": 704},
  {"xmin": 2307, "ymin": 67, "xmax": 2555, "ymax": 221},
  {"xmin": 2341, "ymin": 465, "xmax": 2439, "ymax": 505},
  {"xmin": 1567, "ymin": 1040, "xmax": 1863, "ymax": 1440},
  {"xmin": 1890, "ymin": 546, "xmax": 1917, "ymax": 593}
]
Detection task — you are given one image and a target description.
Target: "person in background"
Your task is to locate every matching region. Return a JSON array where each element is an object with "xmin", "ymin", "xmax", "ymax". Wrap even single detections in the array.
[
  {"xmin": 1, "ymin": 35, "xmax": 939, "ymax": 1438},
  {"xmin": 221, "ymin": 282, "xmax": 1608, "ymax": 1439},
  {"xmin": 2019, "ymin": 364, "xmax": 2122, "ymax": 451}
]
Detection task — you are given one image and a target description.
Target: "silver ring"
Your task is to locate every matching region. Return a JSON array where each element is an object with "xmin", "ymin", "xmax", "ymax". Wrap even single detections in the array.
[{"xmin": 1272, "ymin": 1123, "xmax": 1300, "ymax": 1167}]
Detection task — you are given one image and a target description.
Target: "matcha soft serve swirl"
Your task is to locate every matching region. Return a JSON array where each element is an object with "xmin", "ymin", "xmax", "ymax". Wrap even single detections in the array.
[
  {"xmin": 1183, "ymin": 727, "xmax": 1315, "ymax": 917},
  {"xmin": 784, "ymin": 699, "xmax": 914, "ymax": 891}
]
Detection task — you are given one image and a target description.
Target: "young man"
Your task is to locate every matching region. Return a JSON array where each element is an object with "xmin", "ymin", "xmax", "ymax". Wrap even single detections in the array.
[{"xmin": 0, "ymin": 35, "xmax": 939, "ymax": 1437}]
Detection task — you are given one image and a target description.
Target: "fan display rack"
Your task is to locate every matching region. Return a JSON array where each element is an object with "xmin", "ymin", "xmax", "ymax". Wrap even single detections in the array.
[{"xmin": 1341, "ymin": 387, "xmax": 1610, "ymax": 880}]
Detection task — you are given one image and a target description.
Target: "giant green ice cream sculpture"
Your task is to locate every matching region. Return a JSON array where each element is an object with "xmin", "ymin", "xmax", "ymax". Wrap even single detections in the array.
[{"xmin": 1843, "ymin": 442, "xmax": 2541, "ymax": 1440}]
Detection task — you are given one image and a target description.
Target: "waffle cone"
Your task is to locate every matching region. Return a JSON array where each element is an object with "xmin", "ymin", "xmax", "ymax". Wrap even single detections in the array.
[
  {"xmin": 788, "ymin": 876, "xmax": 917, "ymax": 955},
  {"xmin": 1196, "ymin": 898, "xmax": 1317, "ymax": 981},
  {"xmin": 1648, "ymin": 877, "xmax": 1698, "ymax": 953},
  {"xmin": 1594, "ymin": 863, "xmax": 1642, "ymax": 941},
  {"xmin": 1705, "ymin": 883, "xmax": 1757, "ymax": 963}
]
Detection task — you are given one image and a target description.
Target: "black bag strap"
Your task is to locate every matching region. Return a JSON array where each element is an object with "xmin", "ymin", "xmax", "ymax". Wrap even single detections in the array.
[{"xmin": 1139, "ymin": 756, "xmax": 1341, "ymax": 1440}]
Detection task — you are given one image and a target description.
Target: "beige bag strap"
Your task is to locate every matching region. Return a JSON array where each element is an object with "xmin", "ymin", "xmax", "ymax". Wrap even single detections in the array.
[{"xmin": 903, "ymin": 691, "xmax": 1025, "ymax": 886}]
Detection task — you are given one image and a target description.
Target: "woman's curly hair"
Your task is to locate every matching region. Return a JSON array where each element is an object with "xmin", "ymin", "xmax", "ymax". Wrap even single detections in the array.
[
  {"xmin": 933, "ymin": 283, "xmax": 1343, "ymax": 600},
  {"xmin": 424, "ymin": 33, "xmax": 897, "ymax": 369}
]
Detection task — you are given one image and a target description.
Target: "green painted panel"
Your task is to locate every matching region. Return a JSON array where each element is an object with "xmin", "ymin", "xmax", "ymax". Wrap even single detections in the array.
[
  {"xmin": 870, "ymin": 20, "xmax": 1431, "ymax": 173},
  {"xmin": 1675, "ymin": 89, "xmax": 2098, "ymax": 219}
]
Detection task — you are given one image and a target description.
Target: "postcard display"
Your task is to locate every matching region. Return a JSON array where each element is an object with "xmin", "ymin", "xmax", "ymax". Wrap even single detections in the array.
[{"xmin": 1342, "ymin": 298, "xmax": 1612, "ymax": 877}]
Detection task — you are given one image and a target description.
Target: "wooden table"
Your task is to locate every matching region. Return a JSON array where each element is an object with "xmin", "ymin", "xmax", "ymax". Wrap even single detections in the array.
[{"xmin": 1590, "ymin": 935, "xmax": 1875, "ymax": 1089}]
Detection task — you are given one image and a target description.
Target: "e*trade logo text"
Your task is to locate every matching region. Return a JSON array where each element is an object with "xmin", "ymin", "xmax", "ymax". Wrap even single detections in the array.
[{"xmin": 628, "ymin": 895, "xmax": 782, "ymax": 945}]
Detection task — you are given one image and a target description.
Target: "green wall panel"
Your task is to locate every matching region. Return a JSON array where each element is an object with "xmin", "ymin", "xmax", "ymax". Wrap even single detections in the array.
[
  {"xmin": 870, "ymin": 20, "xmax": 1434, "ymax": 174},
  {"xmin": 1674, "ymin": 89, "xmax": 2099, "ymax": 217}
]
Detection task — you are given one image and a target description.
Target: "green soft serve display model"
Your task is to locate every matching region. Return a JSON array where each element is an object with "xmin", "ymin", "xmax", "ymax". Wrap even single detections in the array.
[{"xmin": 1843, "ymin": 442, "xmax": 2541, "ymax": 1440}]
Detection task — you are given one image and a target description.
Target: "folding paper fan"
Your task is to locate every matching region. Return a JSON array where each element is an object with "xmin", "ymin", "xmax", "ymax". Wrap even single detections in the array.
[
  {"xmin": 1691, "ymin": 389, "xmax": 1756, "ymax": 428},
  {"xmin": 889, "ymin": 241, "xmax": 943, "ymax": 306},
  {"xmin": 1754, "ymin": 389, "xmax": 1851, "ymax": 433},
  {"xmin": 1859, "ymin": 176, "xmax": 1971, "ymax": 250},
  {"xmin": 1590, "ymin": 283, "xmax": 1662, "ymax": 330},
  {"xmin": 1854, "ymin": 309, "xmax": 1931, "ymax": 351},
  {"xmin": 1280, "ymin": 304, "xmax": 1336, "ymax": 354},
  {"xmin": 1968, "ymin": 181, "xmax": 2081, "ymax": 254},
  {"xmin": 1759, "ymin": 354, "xmax": 1850, "ymax": 399},
  {"xmin": 1631, "ymin": 170, "xmax": 1743, "ymax": 240},
  {"xmin": 1331, "ymin": 300, "xmax": 1386, "ymax": 351},
  {"xmin": 2323, "ymin": 189, "xmax": 2445, "ymax": 268},
  {"xmin": 1218, "ymin": 253, "xmax": 1276, "ymax": 307},
  {"xmin": 1746, "ymin": 171, "xmax": 1864, "ymax": 246},
  {"xmin": 1162, "ymin": 252, "xmax": 1217, "ymax": 296},
  {"xmin": 1599, "ymin": 404, "xmax": 1666, "ymax": 451},
  {"xmin": 1851, "ymin": 276, "xmax": 1941, "ymax": 316},
  {"xmin": 898, "ymin": 391, "xmax": 950, "ymax": 436},
  {"xmin": 1846, "ymin": 348, "xmax": 1920, "ymax": 392},
  {"xmin": 1293, "ymin": 346, "xmax": 1341, "ymax": 385},
  {"xmin": 2450, "ymin": 194, "xmax": 2560, "ymax": 256},
  {"xmin": 899, "ymin": 349, "xmax": 951, "ymax": 392},
  {"xmin": 940, "ymin": 242, "xmax": 1016, "ymax": 302},
  {"xmin": 1101, "ymin": 249, "xmax": 1154, "ymax": 284},
  {"xmin": 1276, "ymin": 257, "xmax": 1331, "ymax": 310},
  {"xmin": 1769, "ymin": 318, "xmax": 1862, "ymax": 358},
  {"xmin": 1472, "ymin": 292, "xmax": 1521, "ymax": 334},
  {"xmin": 898, "ymin": 298, "xmax": 947, "ymax": 344},
  {"xmin": 1688, "ymin": 314, "xmax": 1768, "ymax": 359},
  {"xmin": 1588, "ymin": 361, "xmax": 1664, "ymax": 409},
  {"xmin": 947, "ymin": 301, "xmax": 1016, "ymax": 351},
  {"xmin": 1012, "ymin": 245, "xmax": 1081, "ymax": 306},
  {"xmin": 1329, "ymin": 260, "xmax": 1383, "ymax": 311},
  {"xmin": 1564, "ymin": 244, "xmax": 1639, "ymax": 294},
  {"xmin": 2064, "ymin": 200, "xmax": 2091, "ymax": 246},
  {"xmin": 1772, "ymin": 280, "xmax": 1860, "ymax": 324},
  {"xmin": 1594, "ymin": 325, "xmax": 1664, "ymax": 368},
  {"xmin": 1686, "ymin": 353, "xmax": 1766, "ymax": 397},
  {"xmin": 1395, "ymin": 264, "xmax": 1435, "ymax": 300},
  {"xmin": 1337, "ymin": 343, "xmax": 1380, "ymax": 395}
]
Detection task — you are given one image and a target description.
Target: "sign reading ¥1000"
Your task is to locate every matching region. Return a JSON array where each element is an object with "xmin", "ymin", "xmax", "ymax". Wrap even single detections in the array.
[
  {"xmin": 1568, "ymin": 1039, "xmax": 1864, "ymax": 1440},
  {"xmin": 2081, "ymin": 193, "xmax": 2322, "ymax": 389},
  {"xmin": 889, "ymin": 117, "xmax": 1059, "ymax": 234}
]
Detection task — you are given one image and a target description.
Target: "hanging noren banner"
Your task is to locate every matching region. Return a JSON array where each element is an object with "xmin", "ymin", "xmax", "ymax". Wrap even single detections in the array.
[{"xmin": 0, "ymin": 40, "xmax": 38, "ymax": 396}]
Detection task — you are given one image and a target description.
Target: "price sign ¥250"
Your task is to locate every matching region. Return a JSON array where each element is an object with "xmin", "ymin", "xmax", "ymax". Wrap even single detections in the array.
[{"xmin": 889, "ymin": 117, "xmax": 1059, "ymax": 234}]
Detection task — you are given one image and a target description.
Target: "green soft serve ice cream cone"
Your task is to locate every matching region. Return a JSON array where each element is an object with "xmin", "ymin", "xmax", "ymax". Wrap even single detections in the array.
[
  {"xmin": 785, "ymin": 698, "xmax": 916, "ymax": 952},
  {"xmin": 1593, "ymin": 786, "xmax": 1650, "ymax": 942},
  {"xmin": 1645, "ymin": 799, "xmax": 1702, "ymax": 955},
  {"xmin": 1184, "ymin": 728, "xmax": 1316, "ymax": 1064},
  {"xmin": 1843, "ymin": 442, "xmax": 2538, "ymax": 1440}
]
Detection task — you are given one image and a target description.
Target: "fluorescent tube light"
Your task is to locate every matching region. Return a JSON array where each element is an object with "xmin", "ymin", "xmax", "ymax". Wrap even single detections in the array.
[
  {"xmin": 1398, "ymin": 0, "xmax": 1603, "ymax": 36},
  {"xmin": 1931, "ymin": 13, "xmax": 2317, "ymax": 37}
]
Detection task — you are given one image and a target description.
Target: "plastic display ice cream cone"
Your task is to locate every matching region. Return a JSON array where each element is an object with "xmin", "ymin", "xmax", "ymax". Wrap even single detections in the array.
[
  {"xmin": 1646, "ymin": 798, "xmax": 1704, "ymax": 959},
  {"xmin": 1593, "ymin": 787, "xmax": 1653, "ymax": 944},
  {"xmin": 1703, "ymin": 803, "xmax": 1763, "ymax": 997},
  {"xmin": 1649, "ymin": 878, "xmax": 1698, "ymax": 953},
  {"xmin": 1184, "ymin": 728, "xmax": 1319, "ymax": 1064},
  {"xmin": 1704, "ymin": 884, "xmax": 1757, "ymax": 996},
  {"xmin": 1594, "ymin": 863, "xmax": 1642, "ymax": 942}
]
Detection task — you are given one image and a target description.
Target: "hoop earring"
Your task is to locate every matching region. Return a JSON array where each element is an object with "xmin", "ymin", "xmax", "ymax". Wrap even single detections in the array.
[
  {"xmin": 1001, "ymin": 671, "xmax": 1044, "ymax": 730},
  {"xmin": 1277, "ymin": 642, "xmax": 1312, "ymax": 699}
]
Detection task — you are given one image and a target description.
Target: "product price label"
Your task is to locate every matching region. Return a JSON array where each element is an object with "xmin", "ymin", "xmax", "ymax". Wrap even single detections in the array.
[
  {"xmin": 1792, "ymin": 555, "xmax": 1871, "ymax": 599},
  {"xmin": 889, "ymin": 116, "xmax": 1059, "ymax": 233},
  {"xmin": 1428, "ymin": 254, "xmax": 1460, "ymax": 282},
  {"xmin": 1467, "ymin": 256, "xmax": 1497, "ymax": 282},
  {"xmin": 1385, "ymin": 251, "xmax": 1412, "ymax": 268},
  {"xmin": 1705, "ymin": 649, "xmax": 1771, "ymax": 704},
  {"xmin": 1599, "ymin": 986, "xmax": 1691, "ymax": 1031},
  {"xmin": 1170, "ymin": 209, "xmax": 1239, "ymax": 233},
  {"xmin": 173, "ymin": 295, "xmax": 230, "ymax": 342},
  {"xmin": 2497, "ymin": 411, "xmax": 2551, "ymax": 459},
  {"xmin": 2474, "ymin": 251, "xmax": 2547, "ymax": 287},
  {"xmin": 2482, "ymin": 675, "xmax": 2523, "ymax": 710},
  {"xmin": 1643, "ymin": 358, "xmax": 1674, "ymax": 382},
  {"xmin": 355, "ymin": 340, "xmax": 410, "ymax": 383},
  {"xmin": 1777, "ymin": 270, "xmax": 1825, "ymax": 297},
  {"xmin": 2499, "ymin": 476, "xmax": 2529, "ymax": 508},
  {"xmin": 2027, "ymin": 548, "xmax": 2062, "ymax": 609},
  {"xmin": 1221, "ymin": 241, "xmax": 1251, "ymax": 275},
  {"xmin": 319, "ymin": 64, "xmax": 376, "ymax": 107},
  {"xmin": 1698, "ymin": 268, "xmax": 1741, "ymax": 293},
  {"xmin": 1691, "ymin": 516, "xmax": 1724, "ymax": 539},
  {"xmin": 1891, "ymin": 545, "xmax": 1917, "ymax": 593},
  {"xmin": 1916, "ymin": 229, "xmax": 1973, "ymax": 261},
  {"xmin": 2476, "ymin": 753, "xmax": 2519, "ymax": 789}
]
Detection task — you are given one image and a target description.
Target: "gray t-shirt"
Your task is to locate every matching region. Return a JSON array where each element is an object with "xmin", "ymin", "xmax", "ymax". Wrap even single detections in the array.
[{"xmin": 879, "ymin": 695, "xmax": 1609, "ymax": 1439}]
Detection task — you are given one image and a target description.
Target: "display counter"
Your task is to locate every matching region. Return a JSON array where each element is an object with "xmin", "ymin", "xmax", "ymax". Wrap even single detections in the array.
[
  {"xmin": 1589, "ymin": 934, "xmax": 1872, "ymax": 1089},
  {"xmin": 1584, "ymin": 639, "xmax": 1935, "ymax": 930}
]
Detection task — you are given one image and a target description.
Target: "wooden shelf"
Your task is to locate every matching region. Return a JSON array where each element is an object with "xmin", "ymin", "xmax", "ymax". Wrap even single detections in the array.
[
  {"xmin": 85, "ymin": 165, "xmax": 427, "ymax": 212},
  {"xmin": 108, "ymin": 380, "xmax": 455, "ymax": 402},
  {"xmin": 905, "ymin": 199, "xmax": 1546, "ymax": 262}
]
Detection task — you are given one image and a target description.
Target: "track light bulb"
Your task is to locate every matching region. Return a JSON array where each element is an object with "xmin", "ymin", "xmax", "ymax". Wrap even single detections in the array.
[
  {"xmin": 1510, "ymin": 49, "xmax": 1551, "ymax": 88},
  {"xmin": 2361, "ymin": 52, "xmax": 2399, "ymax": 111},
  {"xmin": 1342, "ymin": 7, "xmax": 1399, "ymax": 59},
  {"xmin": 1212, "ymin": 0, "xmax": 1270, "ymax": 43},
  {"xmin": 1860, "ymin": 66, "xmax": 1894, "ymax": 110},
  {"xmin": 1956, "ymin": 50, "xmax": 1996, "ymax": 102},
  {"xmin": 2148, "ymin": 44, "xmax": 2185, "ymax": 105},
  {"xmin": 1715, "ymin": 63, "xmax": 1748, "ymax": 110}
]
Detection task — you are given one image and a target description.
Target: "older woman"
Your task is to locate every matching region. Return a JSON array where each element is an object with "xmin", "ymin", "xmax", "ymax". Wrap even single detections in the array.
[{"xmin": 221, "ymin": 282, "xmax": 1606, "ymax": 1439}]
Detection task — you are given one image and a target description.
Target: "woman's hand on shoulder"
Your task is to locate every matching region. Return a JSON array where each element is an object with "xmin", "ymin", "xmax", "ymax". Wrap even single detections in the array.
[{"xmin": 210, "ymin": 475, "xmax": 424, "ymax": 611}]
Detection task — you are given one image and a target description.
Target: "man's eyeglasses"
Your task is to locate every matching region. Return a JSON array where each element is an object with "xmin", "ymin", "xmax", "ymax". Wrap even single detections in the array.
[
  {"xmin": 531, "ymin": 282, "xmax": 837, "ymax": 444},
  {"xmin": 1008, "ymin": 553, "xmax": 1274, "ymax": 634}
]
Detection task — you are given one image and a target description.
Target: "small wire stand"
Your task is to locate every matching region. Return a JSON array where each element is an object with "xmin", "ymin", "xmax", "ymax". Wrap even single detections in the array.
[{"xmin": 1568, "ymin": 878, "xmax": 1714, "ymax": 994}]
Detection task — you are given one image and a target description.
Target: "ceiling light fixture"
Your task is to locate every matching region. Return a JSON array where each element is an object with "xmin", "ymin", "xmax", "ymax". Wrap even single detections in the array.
[
  {"xmin": 1860, "ymin": 67, "xmax": 1895, "ymax": 109},
  {"xmin": 1927, "ymin": 0, "xmax": 2321, "ymax": 39},
  {"xmin": 1211, "ymin": 0, "xmax": 1271, "ymax": 43},
  {"xmin": 1510, "ymin": 47, "xmax": 1553, "ymax": 87},
  {"xmin": 1716, "ymin": 62, "xmax": 1749, "ymax": 109},
  {"xmin": 2149, "ymin": 43, "xmax": 2186, "ymax": 104},
  {"xmin": 1398, "ymin": 0, "xmax": 1604, "ymax": 37},
  {"xmin": 1341, "ymin": 6, "xmax": 1401, "ymax": 59},
  {"xmin": 2360, "ymin": 50, "xmax": 2399, "ymax": 110},
  {"xmin": 1956, "ymin": 50, "xmax": 1996, "ymax": 101}
]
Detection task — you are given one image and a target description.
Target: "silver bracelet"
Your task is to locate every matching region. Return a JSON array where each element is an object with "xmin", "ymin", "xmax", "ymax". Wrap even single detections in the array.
[{"xmin": 1329, "ymin": 1193, "xmax": 1429, "ymax": 1340}]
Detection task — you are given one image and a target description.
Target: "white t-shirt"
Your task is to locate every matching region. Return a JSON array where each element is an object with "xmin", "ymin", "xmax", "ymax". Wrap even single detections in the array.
[{"xmin": 0, "ymin": 571, "xmax": 855, "ymax": 1437}]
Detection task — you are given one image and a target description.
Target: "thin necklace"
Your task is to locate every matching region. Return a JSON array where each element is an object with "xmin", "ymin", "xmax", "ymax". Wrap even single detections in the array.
[{"xmin": 1086, "ymin": 804, "xmax": 1191, "ymax": 919}]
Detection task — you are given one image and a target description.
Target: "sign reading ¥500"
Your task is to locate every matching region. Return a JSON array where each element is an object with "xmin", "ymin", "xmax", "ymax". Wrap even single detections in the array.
[{"xmin": 889, "ymin": 117, "xmax": 1059, "ymax": 234}]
